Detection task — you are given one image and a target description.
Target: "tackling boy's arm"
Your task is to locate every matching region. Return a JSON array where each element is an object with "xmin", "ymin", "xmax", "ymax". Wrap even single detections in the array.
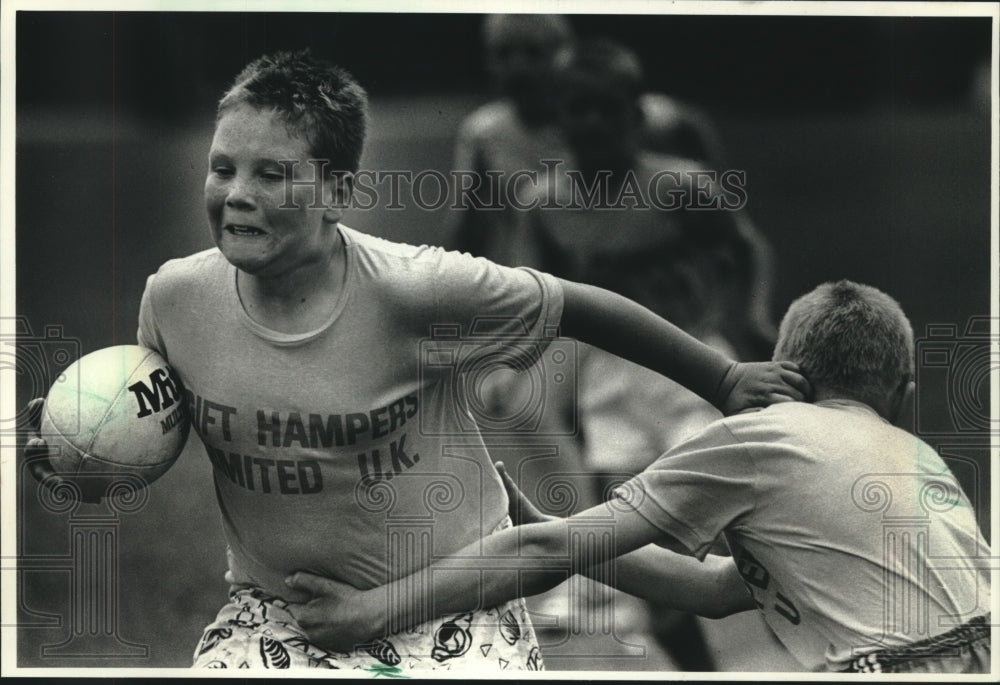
[
  {"xmin": 588, "ymin": 545, "xmax": 753, "ymax": 619},
  {"xmin": 284, "ymin": 488, "xmax": 751, "ymax": 652},
  {"xmin": 557, "ymin": 278, "xmax": 809, "ymax": 414},
  {"xmin": 499, "ymin": 460, "xmax": 753, "ymax": 620}
]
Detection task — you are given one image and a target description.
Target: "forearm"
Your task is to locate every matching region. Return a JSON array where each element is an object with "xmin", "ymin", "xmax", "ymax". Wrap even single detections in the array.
[
  {"xmin": 363, "ymin": 506, "xmax": 662, "ymax": 638},
  {"xmin": 583, "ymin": 546, "xmax": 754, "ymax": 619},
  {"xmin": 363, "ymin": 519, "xmax": 577, "ymax": 638},
  {"xmin": 559, "ymin": 278, "xmax": 734, "ymax": 409}
]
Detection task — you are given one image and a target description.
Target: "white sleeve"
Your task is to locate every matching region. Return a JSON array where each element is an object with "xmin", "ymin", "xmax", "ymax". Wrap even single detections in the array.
[
  {"xmin": 136, "ymin": 273, "xmax": 166, "ymax": 355},
  {"xmin": 433, "ymin": 248, "xmax": 563, "ymax": 341}
]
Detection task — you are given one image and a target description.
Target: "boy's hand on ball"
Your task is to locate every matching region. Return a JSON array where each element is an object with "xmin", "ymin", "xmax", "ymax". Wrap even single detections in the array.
[
  {"xmin": 22, "ymin": 398, "xmax": 102, "ymax": 503},
  {"xmin": 715, "ymin": 361, "xmax": 812, "ymax": 415},
  {"xmin": 284, "ymin": 572, "xmax": 382, "ymax": 653},
  {"xmin": 23, "ymin": 398, "xmax": 57, "ymax": 483}
]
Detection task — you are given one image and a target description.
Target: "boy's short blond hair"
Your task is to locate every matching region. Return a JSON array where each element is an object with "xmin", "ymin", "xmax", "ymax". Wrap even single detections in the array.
[
  {"xmin": 218, "ymin": 49, "xmax": 368, "ymax": 174},
  {"xmin": 774, "ymin": 280, "xmax": 914, "ymax": 404}
]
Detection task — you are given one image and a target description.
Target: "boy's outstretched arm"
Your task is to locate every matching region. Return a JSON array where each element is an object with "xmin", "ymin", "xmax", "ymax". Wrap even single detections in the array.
[
  {"xmin": 284, "ymin": 503, "xmax": 651, "ymax": 651},
  {"xmin": 499, "ymin": 461, "xmax": 753, "ymax": 620},
  {"xmin": 587, "ymin": 545, "xmax": 753, "ymax": 619},
  {"xmin": 284, "ymin": 485, "xmax": 750, "ymax": 651},
  {"xmin": 557, "ymin": 278, "xmax": 809, "ymax": 414}
]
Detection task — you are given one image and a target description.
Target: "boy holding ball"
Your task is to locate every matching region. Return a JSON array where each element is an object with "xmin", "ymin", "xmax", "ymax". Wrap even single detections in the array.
[{"xmin": 24, "ymin": 50, "xmax": 808, "ymax": 671}]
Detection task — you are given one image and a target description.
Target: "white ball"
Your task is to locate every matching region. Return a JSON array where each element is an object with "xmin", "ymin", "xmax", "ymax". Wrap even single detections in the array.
[{"xmin": 41, "ymin": 345, "xmax": 189, "ymax": 491}]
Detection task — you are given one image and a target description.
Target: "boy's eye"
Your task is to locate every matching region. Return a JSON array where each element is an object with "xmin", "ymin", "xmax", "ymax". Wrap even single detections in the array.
[
  {"xmin": 212, "ymin": 166, "xmax": 234, "ymax": 177},
  {"xmin": 262, "ymin": 171, "xmax": 286, "ymax": 181}
]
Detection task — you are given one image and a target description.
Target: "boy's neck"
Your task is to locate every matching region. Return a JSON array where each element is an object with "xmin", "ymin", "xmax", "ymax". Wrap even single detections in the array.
[
  {"xmin": 514, "ymin": 97, "xmax": 557, "ymax": 128},
  {"xmin": 813, "ymin": 386, "xmax": 890, "ymax": 421},
  {"xmin": 576, "ymin": 149, "xmax": 636, "ymax": 186},
  {"xmin": 237, "ymin": 234, "xmax": 347, "ymax": 334}
]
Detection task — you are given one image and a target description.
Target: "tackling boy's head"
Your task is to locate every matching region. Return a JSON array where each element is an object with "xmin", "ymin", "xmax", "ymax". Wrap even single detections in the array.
[
  {"xmin": 774, "ymin": 280, "xmax": 914, "ymax": 416},
  {"xmin": 218, "ymin": 49, "xmax": 368, "ymax": 174}
]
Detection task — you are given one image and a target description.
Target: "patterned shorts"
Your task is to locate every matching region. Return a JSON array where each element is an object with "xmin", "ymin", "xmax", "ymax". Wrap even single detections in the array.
[
  {"xmin": 192, "ymin": 588, "xmax": 544, "ymax": 672},
  {"xmin": 841, "ymin": 614, "xmax": 991, "ymax": 674}
]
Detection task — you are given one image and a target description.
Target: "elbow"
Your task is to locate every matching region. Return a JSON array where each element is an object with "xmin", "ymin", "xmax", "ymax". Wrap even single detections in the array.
[
  {"xmin": 704, "ymin": 599, "xmax": 754, "ymax": 620},
  {"xmin": 697, "ymin": 557, "xmax": 752, "ymax": 620},
  {"xmin": 699, "ymin": 601, "xmax": 740, "ymax": 620},
  {"xmin": 693, "ymin": 589, "xmax": 747, "ymax": 620}
]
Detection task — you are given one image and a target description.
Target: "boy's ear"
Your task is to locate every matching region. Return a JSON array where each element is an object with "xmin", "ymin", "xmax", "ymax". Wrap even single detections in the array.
[
  {"xmin": 889, "ymin": 375, "xmax": 915, "ymax": 431},
  {"xmin": 323, "ymin": 172, "xmax": 354, "ymax": 223}
]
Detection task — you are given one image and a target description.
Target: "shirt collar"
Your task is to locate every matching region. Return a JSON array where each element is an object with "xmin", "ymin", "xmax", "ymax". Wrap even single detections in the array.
[{"xmin": 813, "ymin": 398, "xmax": 887, "ymax": 423}]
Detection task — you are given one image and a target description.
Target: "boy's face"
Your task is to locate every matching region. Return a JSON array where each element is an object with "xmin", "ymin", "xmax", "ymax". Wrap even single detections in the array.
[
  {"xmin": 558, "ymin": 74, "xmax": 637, "ymax": 159},
  {"xmin": 486, "ymin": 19, "xmax": 564, "ymax": 117},
  {"xmin": 488, "ymin": 30, "xmax": 556, "ymax": 90},
  {"xmin": 205, "ymin": 104, "xmax": 342, "ymax": 278}
]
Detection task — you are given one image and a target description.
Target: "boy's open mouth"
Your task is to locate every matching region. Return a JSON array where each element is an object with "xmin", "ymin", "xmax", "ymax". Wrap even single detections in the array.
[{"xmin": 226, "ymin": 224, "xmax": 266, "ymax": 236}]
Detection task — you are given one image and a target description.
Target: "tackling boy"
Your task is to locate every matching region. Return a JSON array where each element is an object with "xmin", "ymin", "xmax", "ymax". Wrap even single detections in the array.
[{"xmin": 298, "ymin": 280, "xmax": 992, "ymax": 674}]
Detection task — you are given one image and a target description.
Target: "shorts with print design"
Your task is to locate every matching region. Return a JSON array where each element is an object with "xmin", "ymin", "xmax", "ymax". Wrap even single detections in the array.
[
  {"xmin": 191, "ymin": 587, "xmax": 543, "ymax": 672},
  {"xmin": 192, "ymin": 515, "xmax": 544, "ymax": 672}
]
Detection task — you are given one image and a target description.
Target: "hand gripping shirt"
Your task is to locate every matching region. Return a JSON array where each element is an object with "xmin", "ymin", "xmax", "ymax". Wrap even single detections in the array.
[
  {"xmin": 617, "ymin": 400, "xmax": 991, "ymax": 671},
  {"xmin": 138, "ymin": 225, "xmax": 564, "ymax": 601}
]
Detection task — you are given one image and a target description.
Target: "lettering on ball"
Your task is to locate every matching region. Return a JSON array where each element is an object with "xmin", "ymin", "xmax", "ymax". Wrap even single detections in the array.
[{"xmin": 127, "ymin": 366, "xmax": 185, "ymax": 436}]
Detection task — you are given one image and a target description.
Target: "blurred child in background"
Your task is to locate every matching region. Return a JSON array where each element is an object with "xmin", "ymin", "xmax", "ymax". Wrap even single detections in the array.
[
  {"xmin": 451, "ymin": 14, "xmax": 573, "ymax": 264},
  {"xmin": 452, "ymin": 22, "xmax": 784, "ymax": 670},
  {"xmin": 503, "ymin": 37, "xmax": 772, "ymax": 671}
]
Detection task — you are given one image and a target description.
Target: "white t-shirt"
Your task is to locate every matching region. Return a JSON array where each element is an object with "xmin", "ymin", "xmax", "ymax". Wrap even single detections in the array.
[
  {"xmin": 619, "ymin": 399, "xmax": 992, "ymax": 670},
  {"xmin": 138, "ymin": 225, "xmax": 564, "ymax": 600}
]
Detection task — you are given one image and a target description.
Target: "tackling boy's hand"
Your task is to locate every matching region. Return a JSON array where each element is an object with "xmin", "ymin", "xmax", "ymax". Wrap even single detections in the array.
[
  {"xmin": 21, "ymin": 398, "xmax": 103, "ymax": 503},
  {"xmin": 715, "ymin": 361, "xmax": 812, "ymax": 415},
  {"xmin": 495, "ymin": 461, "xmax": 555, "ymax": 526},
  {"xmin": 284, "ymin": 572, "xmax": 383, "ymax": 653}
]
